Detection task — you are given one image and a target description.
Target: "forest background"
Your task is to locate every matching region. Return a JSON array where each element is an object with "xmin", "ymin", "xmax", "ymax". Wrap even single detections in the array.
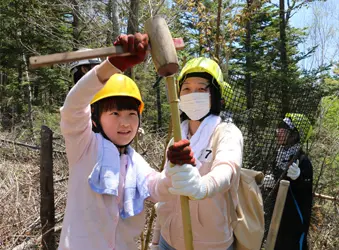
[{"xmin": 0, "ymin": 0, "xmax": 338, "ymax": 249}]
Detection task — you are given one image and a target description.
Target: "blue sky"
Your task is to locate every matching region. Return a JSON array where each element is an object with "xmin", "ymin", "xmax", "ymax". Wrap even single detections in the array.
[{"xmin": 286, "ymin": 0, "xmax": 339, "ymax": 70}]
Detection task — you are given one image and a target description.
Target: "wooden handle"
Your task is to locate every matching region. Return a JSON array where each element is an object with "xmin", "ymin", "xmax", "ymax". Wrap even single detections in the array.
[
  {"xmin": 29, "ymin": 38, "xmax": 184, "ymax": 69},
  {"xmin": 265, "ymin": 180, "xmax": 290, "ymax": 250},
  {"xmin": 166, "ymin": 77, "xmax": 194, "ymax": 250}
]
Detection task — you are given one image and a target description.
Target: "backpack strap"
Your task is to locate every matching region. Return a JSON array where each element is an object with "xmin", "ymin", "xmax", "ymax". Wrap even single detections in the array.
[
  {"xmin": 210, "ymin": 122, "xmax": 238, "ymax": 228},
  {"xmin": 226, "ymin": 191, "xmax": 238, "ymax": 228}
]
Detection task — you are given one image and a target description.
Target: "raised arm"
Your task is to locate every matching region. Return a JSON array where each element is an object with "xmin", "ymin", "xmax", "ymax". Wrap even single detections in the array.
[{"xmin": 60, "ymin": 61, "xmax": 120, "ymax": 166}]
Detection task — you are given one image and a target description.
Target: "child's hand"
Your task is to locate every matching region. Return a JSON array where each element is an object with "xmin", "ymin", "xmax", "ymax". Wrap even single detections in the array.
[
  {"xmin": 167, "ymin": 164, "xmax": 207, "ymax": 200},
  {"xmin": 167, "ymin": 139, "xmax": 196, "ymax": 166},
  {"xmin": 108, "ymin": 33, "xmax": 149, "ymax": 71}
]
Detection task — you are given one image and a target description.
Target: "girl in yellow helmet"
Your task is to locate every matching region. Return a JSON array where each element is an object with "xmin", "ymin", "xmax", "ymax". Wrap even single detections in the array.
[
  {"xmin": 153, "ymin": 57, "xmax": 243, "ymax": 250},
  {"xmin": 58, "ymin": 34, "xmax": 194, "ymax": 250}
]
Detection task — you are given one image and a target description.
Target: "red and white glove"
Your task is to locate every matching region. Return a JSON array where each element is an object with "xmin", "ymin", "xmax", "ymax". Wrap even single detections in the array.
[
  {"xmin": 167, "ymin": 139, "xmax": 196, "ymax": 166},
  {"xmin": 166, "ymin": 164, "xmax": 207, "ymax": 200},
  {"xmin": 287, "ymin": 160, "xmax": 300, "ymax": 180},
  {"xmin": 108, "ymin": 33, "xmax": 149, "ymax": 72}
]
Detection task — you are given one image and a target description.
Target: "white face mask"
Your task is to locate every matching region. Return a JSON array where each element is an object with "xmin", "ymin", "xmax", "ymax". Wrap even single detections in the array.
[{"xmin": 179, "ymin": 92, "xmax": 211, "ymax": 121}]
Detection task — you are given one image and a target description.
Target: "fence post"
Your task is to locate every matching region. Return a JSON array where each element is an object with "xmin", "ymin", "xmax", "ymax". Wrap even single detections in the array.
[{"xmin": 40, "ymin": 125, "xmax": 55, "ymax": 250}]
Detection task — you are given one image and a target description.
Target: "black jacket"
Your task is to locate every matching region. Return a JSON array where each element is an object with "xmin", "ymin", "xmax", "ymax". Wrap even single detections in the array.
[{"xmin": 274, "ymin": 152, "xmax": 313, "ymax": 250}]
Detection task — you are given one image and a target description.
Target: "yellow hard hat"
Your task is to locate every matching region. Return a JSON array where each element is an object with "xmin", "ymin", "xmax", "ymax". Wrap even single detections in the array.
[
  {"xmin": 285, "ymin": 113, "xmax": 313, "ymax": 142},
  {"xmin": 177, "ymin": 57, "xmax": 232, "ymax": 100},
  {"xmin": 90, "ymin": 74, "xmax": 144, "ymax": 114}
]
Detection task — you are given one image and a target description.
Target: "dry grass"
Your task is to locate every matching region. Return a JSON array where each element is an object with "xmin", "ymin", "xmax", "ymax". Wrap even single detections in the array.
[
  {"xmin": 0, "ymin": 143, "xmax": 41, "ymax": 249},
  {"xmin": 309, "ymin": 201, "xmax": 339, "ymax": 249},
  {"xmin": 0, "ymin": 133, "xmax": 70, "ymax": 249},
  {"xmin": 0, "ymin": 129, "xmax": 338, "ymax": 250},
  {"xmin": 0, "ymin": 128, "xmax": 167, "ymax": 250}
]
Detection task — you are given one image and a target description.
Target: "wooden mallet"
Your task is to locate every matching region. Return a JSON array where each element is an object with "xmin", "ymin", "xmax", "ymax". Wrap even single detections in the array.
[
  {"xmin": 29, "ymin": 39, "xmax": 184, "ymax": 69},
  {"xmin": 144, "ymin": 15, "xmax": 194, "ymax": 250}
]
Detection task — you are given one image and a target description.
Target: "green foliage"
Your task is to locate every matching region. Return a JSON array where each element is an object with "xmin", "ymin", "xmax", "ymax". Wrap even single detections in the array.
[{"xmin": 310, "ymin": 95, "xmax": 339, "ymax": 195}]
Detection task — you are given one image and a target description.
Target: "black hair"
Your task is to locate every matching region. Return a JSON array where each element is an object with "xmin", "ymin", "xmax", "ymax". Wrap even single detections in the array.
[
  {"xmin": 72, "ymin": 65, "xmax": 91, "ymax": 84},
  {"xmin": 277, "ymin": 120, "xmax": 290, "ymax": 130},
  {"xmin": 91, "ymin": 96, "xmax": 141, "ymax": 132},
  {"xmin": 94, "ymin": 96, "xmax": 140, "ymax": 114},
  {"xmin": 91, "ymin": 96, "xmax": 141, "ymax": 148},
  {"xmin": 179, "ymin": 72, "xmax": 221, "ymax": 121}
]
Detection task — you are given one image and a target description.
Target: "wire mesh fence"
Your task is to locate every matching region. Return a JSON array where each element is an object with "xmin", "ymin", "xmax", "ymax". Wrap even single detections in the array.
[{"xmin": 223, "ymin": 74, "xmax": 323, "ymax": 246}]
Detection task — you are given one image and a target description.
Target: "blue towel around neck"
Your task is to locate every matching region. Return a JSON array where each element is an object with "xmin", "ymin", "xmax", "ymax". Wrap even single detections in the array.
[{"xmin": 88, "ymin": 133, "xmax": 151, "ymax": 219}]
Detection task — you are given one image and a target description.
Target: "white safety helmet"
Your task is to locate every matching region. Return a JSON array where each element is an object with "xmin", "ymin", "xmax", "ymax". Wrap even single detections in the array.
[{"xmin": 69, "ymin": 48, "xmax": 102, "ymax": 75}]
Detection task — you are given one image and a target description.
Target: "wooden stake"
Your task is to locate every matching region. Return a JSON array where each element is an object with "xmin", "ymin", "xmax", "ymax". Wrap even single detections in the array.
[
  {"xmin": 265, "ymin": 180, "xmax": 290, "ymax": 250},
  {"xmin": 40, "ymin": 126, "xmax": 55, "ymax": 250}
]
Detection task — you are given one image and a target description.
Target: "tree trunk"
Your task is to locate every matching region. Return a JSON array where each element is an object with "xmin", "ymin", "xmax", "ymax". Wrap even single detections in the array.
[
  {"xmin": 71, "ymin": 0, "xmax": 80, "ymax": 51},
  {"xmin": 106, "ymin": 0, "xmax": 120, "ymax": 45},
  {"xmin": 0, "ymin": 72, "xmax": 8, "ymax": 129},
  {"xmin": 279, "ymin": 0, "xmax": 289, "ymax": 116},
  {"xmin": 23, "ymin": 54, "xmax": 34, "ymax": 137},
  {"xmin": 279, "ymin": 0, "xmax": 287, "ymax": 71},
  {"xmin": 126, "ymin": 0, "xmax": 140, "ymax": 78},
  {"xmin": 215, "ymin": 0, "xmax": 222, "ymax": 62},
  {"xmin": 127, "ymin": 0, "xmax": 139, "ymax": 34},
  {"xmin": 245, "ymin": 0, "xmax": 253, "ymax": 109},
  {"xmin": 16, "ymin": 58, "xmax": 23, "ymax": 132},
  {"xmin": 195, "ymin": 1, "xmax": 203, "ymax": 55}
]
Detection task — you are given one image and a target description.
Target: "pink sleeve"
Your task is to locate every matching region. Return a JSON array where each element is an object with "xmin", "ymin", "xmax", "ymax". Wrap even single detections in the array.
[
  {"xmin": 146, "ymin": 139, "xmax": 175, "ymax": 202},
  {"xmin": 60, "ymin": 67, "xmax": 104, "ymax": 166},
  {"xmin": 203, "ymin": 123, "xmax": 243, "ymax": 197},
  {"xmin": 147, "ymin": 166, "xmax": 173, "ymax": 203}
]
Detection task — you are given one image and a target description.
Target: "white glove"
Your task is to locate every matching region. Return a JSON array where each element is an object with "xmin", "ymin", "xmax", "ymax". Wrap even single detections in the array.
[
  {"xmin": 166, "ymin": 164, "xmax": 207, "ymax": 200},
  {"xmin": 287, "ymin": 160, "xmax": 300, "ymax": 180},
  {"xmin": 149, "ymin": 245, "xmax": 160, "ymax": 250}
]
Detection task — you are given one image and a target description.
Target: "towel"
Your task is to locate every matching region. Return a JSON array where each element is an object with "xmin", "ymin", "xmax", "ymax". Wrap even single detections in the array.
[
  {"xmin": 181, "ymin": 114, "xmax": 221, "ymax": 168},
  {"xmin": 276, "ymin": 143, "xmax": 301, "ymax": 170},
  {"xmin": 88, "ymin": 133, "xmax": 151, "ymax": 219}
]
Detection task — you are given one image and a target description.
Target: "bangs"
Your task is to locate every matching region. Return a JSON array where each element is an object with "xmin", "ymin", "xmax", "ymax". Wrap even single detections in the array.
[
  {"xmin": 99, "ymin": 96, "xmax": 140, "ymax": 113},
  {"xmin": 179, "ymin": 72, "xmax": 213, "ymax": 89}
]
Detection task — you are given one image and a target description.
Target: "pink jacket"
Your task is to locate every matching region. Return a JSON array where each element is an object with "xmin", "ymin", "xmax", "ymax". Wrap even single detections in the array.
[
  {"xmin": 58, "ymin": 67, "xmax": 171, "ymax": 250},
  {"xmin": 158, "ymin": 122, "xmax": 243, "ymax": 250}
]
